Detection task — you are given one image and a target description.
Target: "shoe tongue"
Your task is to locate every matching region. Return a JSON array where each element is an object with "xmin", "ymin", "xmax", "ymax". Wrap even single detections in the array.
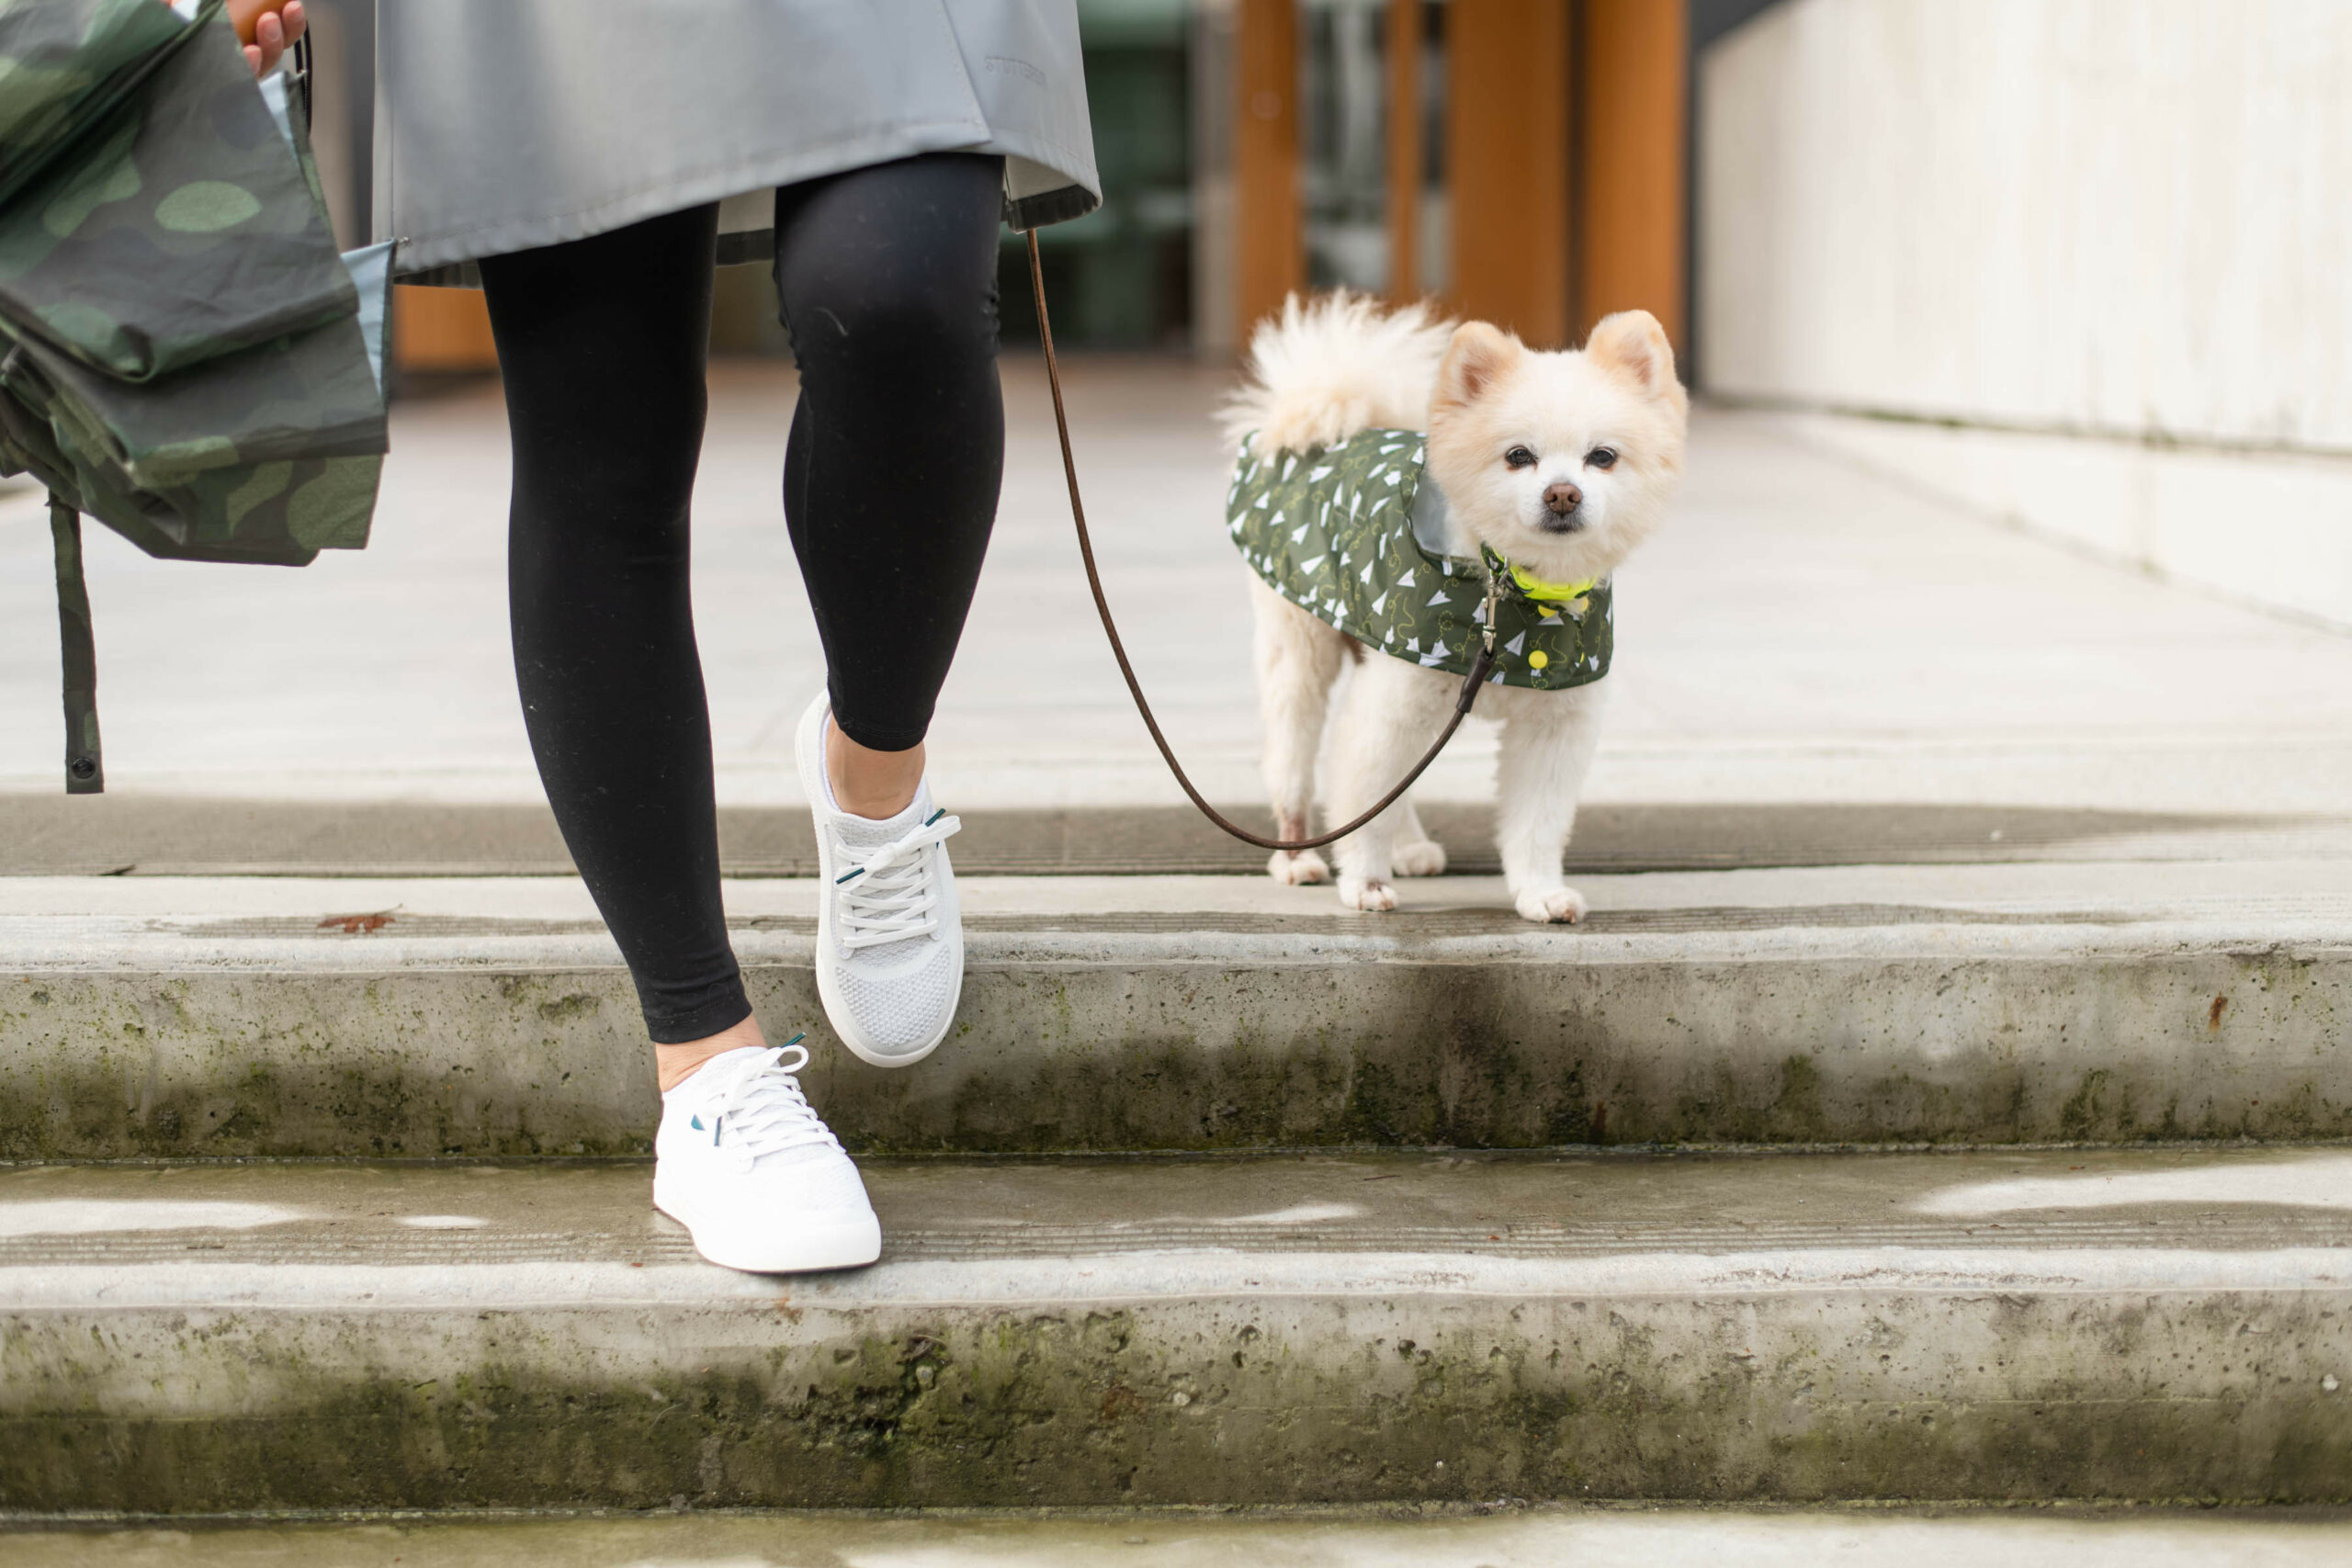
[{"xmin": 832, "ymin": 784, "xmax": 933, "ymax": 852}]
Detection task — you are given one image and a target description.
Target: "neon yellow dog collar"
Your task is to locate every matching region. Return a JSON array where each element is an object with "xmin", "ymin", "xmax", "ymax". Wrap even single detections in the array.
[{"xmin": 1502, "ymin": 559, "xmax": 1598, "ymax": 605}]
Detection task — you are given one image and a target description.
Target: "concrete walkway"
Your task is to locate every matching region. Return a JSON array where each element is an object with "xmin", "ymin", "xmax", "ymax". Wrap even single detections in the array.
[
  {"xmin": 5, "ymin": 357, "xmax": 2349, "ymax": 816},
  {"xmin": 7, "ymin": 361, "xmax": 2352, "ymax": 1515},
  {"xmin": 6, "ymin": 354, "xmax": 2346, "ymax": 1155}
]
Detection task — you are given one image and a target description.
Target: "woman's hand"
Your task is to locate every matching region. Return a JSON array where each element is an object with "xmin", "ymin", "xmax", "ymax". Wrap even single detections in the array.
[
  {"xmin": 154, "ymin": 0, "xmax": 309, "ymax": 77},
  {"xmin": 228, "ymin": 0, "xmax": 308, "ymax": 78}
]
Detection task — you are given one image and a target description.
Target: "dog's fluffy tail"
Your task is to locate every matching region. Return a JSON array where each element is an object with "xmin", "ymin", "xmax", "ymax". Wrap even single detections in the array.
[{"xmin": 1219, "ymin": 290, "xmax": 1454, "ymax": 458}]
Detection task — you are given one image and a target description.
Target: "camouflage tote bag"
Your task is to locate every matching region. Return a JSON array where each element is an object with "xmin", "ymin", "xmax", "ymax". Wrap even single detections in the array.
[{"xmin": 0, "ymin": 0, "xmax": 390, "ymax": 791}]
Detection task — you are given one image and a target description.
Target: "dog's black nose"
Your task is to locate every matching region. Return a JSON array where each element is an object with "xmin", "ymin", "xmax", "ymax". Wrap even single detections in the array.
[{"xmin": 1544, "ymin": 481, "xmax": 1582, "ymax": 515}]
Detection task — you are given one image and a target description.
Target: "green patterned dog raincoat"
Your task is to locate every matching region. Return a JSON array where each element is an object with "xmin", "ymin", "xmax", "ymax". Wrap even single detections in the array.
[{"xmin": 1227, "ymin": 428, "xmax": 1612, "ymax": 692}]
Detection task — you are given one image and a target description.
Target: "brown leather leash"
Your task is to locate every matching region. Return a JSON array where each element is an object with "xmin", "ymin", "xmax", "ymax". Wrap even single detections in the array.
[{"xmin": 1024, "ymin": 230, "xmax": 1497, "ymax": 853}]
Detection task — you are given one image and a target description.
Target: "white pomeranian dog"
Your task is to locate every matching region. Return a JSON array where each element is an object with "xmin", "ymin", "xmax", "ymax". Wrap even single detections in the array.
[{"xmin": 1220, "ymin": 293, "xmax": 1688, "ymax": 922}]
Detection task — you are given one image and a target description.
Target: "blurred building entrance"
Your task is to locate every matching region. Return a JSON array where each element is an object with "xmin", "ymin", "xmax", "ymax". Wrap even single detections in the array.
[
  {"xmin": 371, "ymin": 2, "xmax": 1696, "ymax": 370},
  {"xmin": 1014, "ymin": 0, "xmax": 1691, "ymax": 359},
  {"xmin": 1227, "ymin": 0, "xmax": 1687, "ymax": 355}
]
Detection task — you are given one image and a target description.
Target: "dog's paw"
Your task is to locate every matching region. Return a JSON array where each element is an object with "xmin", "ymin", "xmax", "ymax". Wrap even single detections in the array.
[
  {"xmin": 1268, "ymin": 848, "xmax": 1330, "ymax": 886},
  {"xmin": 1339, "ymin": 875, "xmax": 1397, "ymax": 912},
  {"xmin": 1515, "ymin": 886, "xmax": 1588, "ymax": 924},
  {"xmin": 1393, "ymin": 839, "xmax": 1448, "ymax": 877}
]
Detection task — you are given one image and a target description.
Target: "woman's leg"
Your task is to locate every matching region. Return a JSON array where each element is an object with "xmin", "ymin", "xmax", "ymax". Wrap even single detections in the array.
[
  {"xmin": 772, "ymin": 152, "xmax": 1005, "ymax": 1068},
  {"xmin": 479, "ymin": 205, "xmax": 753, "ymax": 1072},
  {"xmin": 775, "ymin": 152, "xmax": 1008, "ymax": 797},
  {"xmin": 478, "ymin": 207, "xmax": 881, "ymax": 1275}
]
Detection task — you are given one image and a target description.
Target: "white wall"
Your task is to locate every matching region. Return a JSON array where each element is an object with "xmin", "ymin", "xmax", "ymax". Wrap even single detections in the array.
[
  {"xmin": 1771, "ymin": 411, "xmax": 2352, "ymax": 629},
  {"xmin": 1700, "ymin": 0, "xmax": 2352, "ymax": 452},
  {"xmin": 1699, "ymin": 0, "xmax": 2352, "ymax": 627}
]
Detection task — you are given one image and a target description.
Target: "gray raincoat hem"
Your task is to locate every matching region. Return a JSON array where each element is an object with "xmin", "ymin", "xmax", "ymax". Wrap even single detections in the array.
[
  {"xmin": 391, "ymin": 130, "xmax": 1098, "ymax": 287},
  {"xmin": 1006, "ymin": 180, "xmax": 1097, "ymax": 233}
]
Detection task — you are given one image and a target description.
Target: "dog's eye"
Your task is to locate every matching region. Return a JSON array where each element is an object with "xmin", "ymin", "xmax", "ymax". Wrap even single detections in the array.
[
  {"xmin": 1586, "ymin": 446, "xmax": 1619, "ymax": 469},
  {"xmin": 1504, "ymin": 446, "xmax": 1537, "ymax": 468}
]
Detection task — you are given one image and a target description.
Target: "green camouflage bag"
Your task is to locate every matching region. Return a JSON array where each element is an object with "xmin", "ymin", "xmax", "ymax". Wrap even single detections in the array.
[
  {"xmin": 1227, "ymin": 428, "xmax": 1613, "ymax": 693},
  {"xmin": 0, "ymin": 0, "xmax": 390, "ymax": 791}
]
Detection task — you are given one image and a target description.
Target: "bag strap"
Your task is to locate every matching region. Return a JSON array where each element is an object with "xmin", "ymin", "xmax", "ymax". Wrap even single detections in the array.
[
  {"xmin": 290, "ymin": 25, "xmax": 313, "ymax": 130},
  {"xmin": 49, "ymin": 497, "xmax": 103, "ymax": 795},
  {"xmin": 38, "ymin": 19, "xmax": 315, "ymax": 798}
]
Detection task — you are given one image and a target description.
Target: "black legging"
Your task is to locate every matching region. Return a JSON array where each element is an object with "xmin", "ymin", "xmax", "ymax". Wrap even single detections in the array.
[{"xmin": 480, "ymin": 153, "xmax": 1005, "ymax": 1043}]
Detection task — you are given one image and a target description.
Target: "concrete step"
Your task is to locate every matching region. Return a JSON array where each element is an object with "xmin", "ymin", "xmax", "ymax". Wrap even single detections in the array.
[
  {"xmin": 8, "ymin": 794, "xmax": 2346, "ymax": 877},
  {"xmin": 3, "ymin": 863, "xmax": 2348, "ymax": 1157},
  {"xmin": 5, "ymin": 1146, "xmax": 2351, "ymax": 1510},
  {"xmin": 5, "ymin": 1506, "xmax": 2352, "ymax": 1565}
]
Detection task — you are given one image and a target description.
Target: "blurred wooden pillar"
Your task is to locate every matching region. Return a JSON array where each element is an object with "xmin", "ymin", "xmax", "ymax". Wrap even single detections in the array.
[
  {"xmin": 1222, "ymin": 0, "xmax": 1688, "ymax": 359},
  {"xmin": 1577, "ymin": 0, "xmax": 1688, "ymax": 351},
  {"xmin": 1235, "ymin": 0, "xmax": 1303, "ymax": 339},
  {"xmin": 1386, "ymin": 0, "xmax": 1421, "ymax": 301},
  {"xmin": 1446, "ymin": 0, "xmax": 1571, "ymax": 345},
  {"xmin": 393, "ymin": 286, "xmax": 498, "ymax": 373}
]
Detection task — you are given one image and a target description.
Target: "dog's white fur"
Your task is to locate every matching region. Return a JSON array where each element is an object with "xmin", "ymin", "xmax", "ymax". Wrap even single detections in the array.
[{"xmin": 1222, "ymin": 292, "xmax": 1688, "ymax": 921}]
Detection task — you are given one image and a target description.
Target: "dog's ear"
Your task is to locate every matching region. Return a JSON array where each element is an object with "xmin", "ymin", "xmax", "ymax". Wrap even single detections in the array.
[
  {"xmin": 1433, "ymin": 321, "xmax": 1524, "ymax": 413},
  {"xmin": 1586, "ymin": 310, "xmax": 1678, "ymax": 399}
]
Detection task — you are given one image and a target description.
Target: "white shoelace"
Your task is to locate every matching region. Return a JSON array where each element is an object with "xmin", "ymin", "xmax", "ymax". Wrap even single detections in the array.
[
  {"xmin": 832, "ymin": 807, "xmax": 962, "ymax": 952},
  {"xmin": 695, "ymin": 1040, "xmax": 841, "ymax": 1167}
]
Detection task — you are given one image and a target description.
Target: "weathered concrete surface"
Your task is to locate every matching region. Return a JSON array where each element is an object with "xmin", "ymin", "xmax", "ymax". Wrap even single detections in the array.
[
  {"xmin": 7, "ymin": 1506, "xmax": 2352, "ymax": 1566},
  {"xmin": 0, "ymin": 864, "xmax": 2346, "ymax": 1156},
  {"xmin": 7, "ymin": 372, "xmax": 2352, "ymax": 818},
  {"xmin": 15, "ymin": 940, "xmax": 2350, "ymax": 1156},
  {"xmin": 6, "ymin": 795, "xmax": 2345, "ymax": 877},
  {"xmin": 2, "ymin": 1149, "xmax": 2350, "ymax": 1510}
]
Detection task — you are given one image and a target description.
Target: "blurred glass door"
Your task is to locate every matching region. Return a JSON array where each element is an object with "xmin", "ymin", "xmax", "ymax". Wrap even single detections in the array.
[
  {"xmin": 1000, "ymin": 0, "xmax": 1198, "ymax": 352},
  {"xmin": 1300, "ymin": 0, "xmax": 1446, "ymax": 299}
]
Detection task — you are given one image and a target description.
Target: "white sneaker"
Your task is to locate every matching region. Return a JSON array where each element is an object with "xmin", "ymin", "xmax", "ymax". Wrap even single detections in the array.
[
  {"xmin": 651, "ymin": 1038, "xmax": 881, "ymax": 1273},
  {"xmin": 794, "ymin": 692, "xmax": 965, "ymax": 1068}
]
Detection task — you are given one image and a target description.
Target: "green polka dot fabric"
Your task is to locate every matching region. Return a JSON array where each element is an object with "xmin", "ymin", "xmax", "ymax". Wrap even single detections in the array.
[{"xmin": 1227, "ymin": 429, "xmax": 1613, "ymax": 693}]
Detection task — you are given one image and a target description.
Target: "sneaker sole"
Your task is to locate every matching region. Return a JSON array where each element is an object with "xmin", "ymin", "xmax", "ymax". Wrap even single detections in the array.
[
  {"xmin": 653, "ymin": 1186, "xmax": 882, "ymax": 1274},
  {"xmin": 795, "ymin": 694, "xmax": 963, "ymax": 1071}
]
